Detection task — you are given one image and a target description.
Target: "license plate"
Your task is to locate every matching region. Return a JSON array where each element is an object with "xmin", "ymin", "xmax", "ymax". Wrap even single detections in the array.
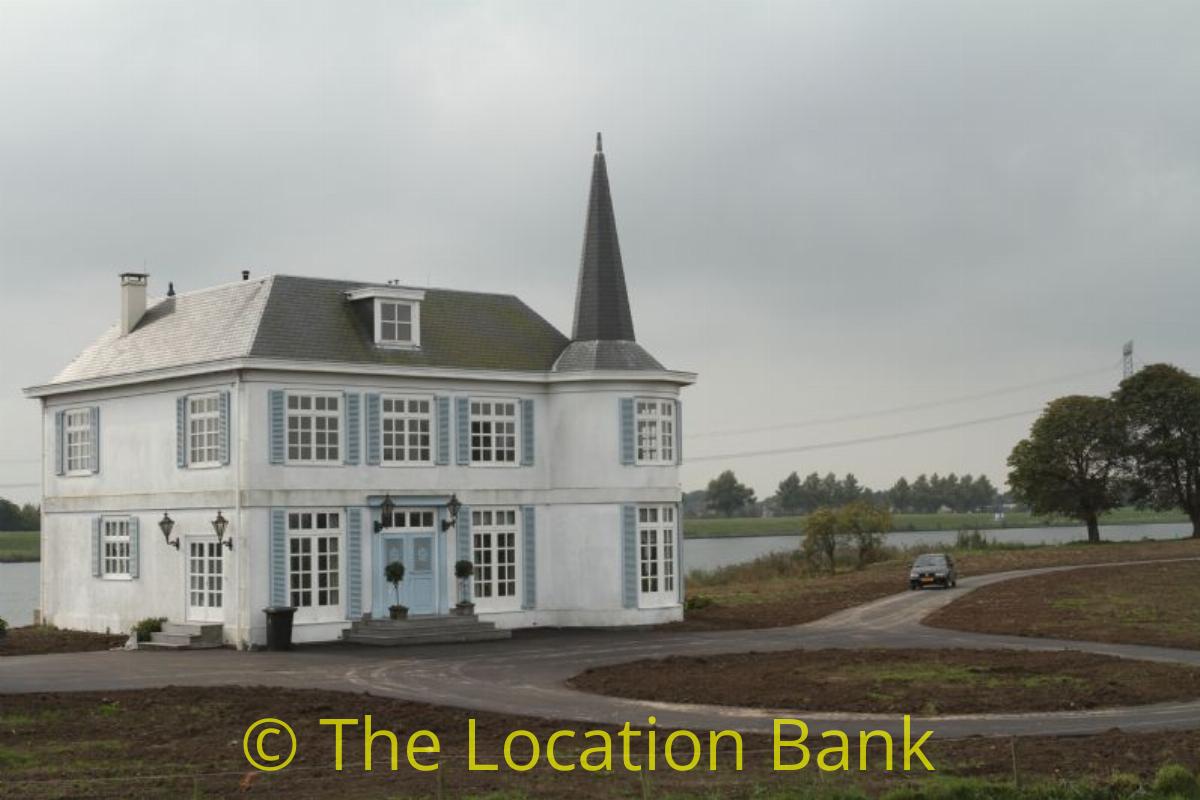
[{"xmin": 921, "ymin": 577, "xmax": 934, "ymax": 583}]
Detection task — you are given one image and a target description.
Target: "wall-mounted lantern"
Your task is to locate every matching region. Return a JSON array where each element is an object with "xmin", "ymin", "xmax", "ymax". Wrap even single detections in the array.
[
  {"xmin": 441, "ymin": 493, "xmax": 462, "ymax": 532},
  {"xmin": 211, "ymin": 510, "xmax": 233, "ymax": 551},
  {"xmin": 158, "ymin": 512, "xmax": 180, "ymax": 550},
  {"xmin": 374, "ymin": 493, "xmax": 396, "ymax": 533}
]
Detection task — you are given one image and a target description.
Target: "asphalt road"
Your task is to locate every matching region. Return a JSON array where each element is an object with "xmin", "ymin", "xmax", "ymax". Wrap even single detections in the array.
[{"xmin": 3, "ymin": 558, "xmax": 1198, "ymax": 740}]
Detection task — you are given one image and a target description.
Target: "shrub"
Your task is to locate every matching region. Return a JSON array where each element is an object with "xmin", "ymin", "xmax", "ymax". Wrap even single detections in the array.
[
  {"xmin": 1152, "ymin": 763, "xmax": 1198, "ymax": 799},
  {"xmin": 0, "ymin": 617, "xmax": 8, "ymax": 633},
  {"xmin": 685, "ymin": 594, "xmax": 714, "ymax": 610},
  {"xmin": 133, "ymin": 617, "xmax": 167, "ymax": 642},
  {"xmin": 454, "ymin": 559, "xmax": 474, "ymax": 579}
]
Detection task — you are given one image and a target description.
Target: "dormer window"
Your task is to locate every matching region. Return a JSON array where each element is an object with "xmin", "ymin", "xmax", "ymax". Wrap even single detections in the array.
[{"xmin": 345, "ymin": 285, "xmax": 425, "ymax": 349}]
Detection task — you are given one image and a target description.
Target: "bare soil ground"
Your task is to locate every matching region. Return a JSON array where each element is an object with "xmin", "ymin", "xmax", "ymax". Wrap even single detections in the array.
[
  {"xmin": 568, "ymin": 648, "xmax": 1200, "ymax": 714},
  {"xmin": 678, "ymin": 537, "xmax": 1200, "ymax": 631},
  {"xmin": 2, "ymin": 687, "xmax": 1200, "ymax": 798},
  {"xmin": 926, "ymin": 559, "xmax": 1200, "ymax": 649},
  {"xmin": 0, "ymin": 626, "xmax": 127, "ymax": 657}
]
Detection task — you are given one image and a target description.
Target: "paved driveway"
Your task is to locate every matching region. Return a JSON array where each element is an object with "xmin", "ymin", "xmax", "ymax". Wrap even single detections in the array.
[{"xmin": 3, "ymin": 559, "xmax": 1198, "ymax": 740}]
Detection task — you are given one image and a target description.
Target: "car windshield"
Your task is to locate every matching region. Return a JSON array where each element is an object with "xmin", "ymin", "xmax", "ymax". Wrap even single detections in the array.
[{"xmin": 913, "ymin": 555, "xmax": 946, "ymax": 568}]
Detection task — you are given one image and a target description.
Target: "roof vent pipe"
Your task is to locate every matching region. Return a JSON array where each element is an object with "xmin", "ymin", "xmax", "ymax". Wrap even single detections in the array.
[{"xmin": 119, "ymin": 272, "xmax": 149, "ymax": 335}]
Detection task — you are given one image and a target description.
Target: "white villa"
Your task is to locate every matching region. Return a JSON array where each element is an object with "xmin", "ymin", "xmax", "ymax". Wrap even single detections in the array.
[{"xmin": 24, "ymin": 137, "xmax": 695, "ymax": 646}]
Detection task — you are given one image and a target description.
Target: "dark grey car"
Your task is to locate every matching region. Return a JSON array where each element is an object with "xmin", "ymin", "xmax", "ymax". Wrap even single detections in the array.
[{"xmin": 909, "ymin": 553, "xmax": 957, "ymax": 589}]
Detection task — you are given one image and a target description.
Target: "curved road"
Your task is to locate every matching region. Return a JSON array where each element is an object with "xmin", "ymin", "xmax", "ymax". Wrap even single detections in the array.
[{"xmin": 3, "ymin": 558, "xmax": 1198, "ymax": 740}]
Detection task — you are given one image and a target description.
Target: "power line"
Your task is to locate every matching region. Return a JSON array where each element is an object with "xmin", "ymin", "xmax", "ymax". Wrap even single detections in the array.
[
  {"xmin": 687, "ymin": 361, "xmax": 1120, "ymax": 439},
  {"xmin": 686, "ymin": 408, "xmax": 1040, "ymax": 463}
]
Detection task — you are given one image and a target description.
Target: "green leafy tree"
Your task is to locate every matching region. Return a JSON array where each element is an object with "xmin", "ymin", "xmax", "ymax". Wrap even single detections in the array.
[
  {"xmin": 889, "ymin": 477, "xmax": 912, "ymax": 512},
  {"xmin": 775, "ymin": 471, "xmax": 804, "ymax": 514},
  {"xmin": 1007, "ymin": 396, "xmax": 1128, "ymax": 543},
  {"xmin": 840, "ymin": 500, "xmax": 893, "ymax": 568},
  {"xmin": 1115, "ymin": 364, "xmax": 1200, "ymax": 537},
  {"xmin": 802, "ymin": 507, "xmax": 840, "ymax": 574},
  {"xmin": 705, "ymin": 470, "xmax": 756, "ymax": 517}
]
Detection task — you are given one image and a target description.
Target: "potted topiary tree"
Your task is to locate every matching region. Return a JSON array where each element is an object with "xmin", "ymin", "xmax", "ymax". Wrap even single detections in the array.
[
  {"xmin": 453, "ymin": 559, "xmax": 475, "ymax": 616},
  {"xmin": 385, "ymin": 560, "xmax": 408, "ymax": 620}
]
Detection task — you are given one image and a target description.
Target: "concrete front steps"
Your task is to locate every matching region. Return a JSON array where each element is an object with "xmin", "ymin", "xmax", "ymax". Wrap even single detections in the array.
[
  {"xmin": 141, "ymin": 622, "xmax": 225, "ymax": 650},
  {"xmin": 342, "ymin": 614, "xmax": 511, "ymax": 647}
]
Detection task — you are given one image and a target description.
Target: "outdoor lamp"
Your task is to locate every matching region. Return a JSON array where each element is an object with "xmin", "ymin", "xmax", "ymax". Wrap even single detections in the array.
[
  {"xmin": 211, "ymin": 510, "xmax": 232, "ymax": 551},
  {"xmin": 441, "ymin": 493, "xmax": 462, "ymax": 531},
  {"xmin": 158, "ymin": 512, "xmax": 179, "ymax": 550},
  {"xmin": 374, "ymin": 492, "xmax": 396, "ymax": 533}
]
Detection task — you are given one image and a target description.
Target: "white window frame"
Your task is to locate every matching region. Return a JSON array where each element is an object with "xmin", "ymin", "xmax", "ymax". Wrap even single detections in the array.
[
  {"xmin": 285, "ymin": 392, "xmax": 341, "ymax": 465},
  {"xmin": 101, "ymin": 516, "xmax": 132, "ymax": 580},
  {"xmin": 637, "ymin": 505, "xmax": 677, "ymax": 607},
  {"xmin": 470, "ymin": 507, "xmax": 521, "ymax": 611},
  {"xmin": 469, "ymin": 398, "xmax": 519, "ymax": 467},
  {"xmin": 286, "ymin": 510, "xmax": 344, "ymax": 623},
  {"xmin": 380, "ymin": 394, "xmax": 434, "ymax": 466},
  {"xmin": 374, "ymin": 298, "xmax": 421, "ymax": 348},
  {"xmin": 635, "ymin": 399, "xmax": 675, "ymax": 465},
  {"xmin": 64, "ymin": 407, "xmax": 94, "ymax": 476},
  {"xmin": 187, "ymin": 393, "xmax": 222, "ymax": 468}
]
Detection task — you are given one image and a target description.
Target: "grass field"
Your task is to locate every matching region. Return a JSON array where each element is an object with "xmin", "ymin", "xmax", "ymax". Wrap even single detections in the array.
[
  {"xmin": 684, "ymin": 507, "xmax": 1191, "ymax": 538},
  {"xmin": 0, "ymin": 532, "xmax": 39, "ymax": 563}
]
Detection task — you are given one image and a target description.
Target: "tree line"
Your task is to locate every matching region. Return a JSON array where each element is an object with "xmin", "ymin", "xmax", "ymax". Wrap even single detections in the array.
[
  {"xmin": 0, "ymin": 498, "xmax": 40, "ymax": 531},
  {"xmin": 1008, "ymin": 363, "xmax": 1200, "ymax": 542},
  {"xmin": 698, "ymin": 470, "xmax": 1004, "ymax": 517}
]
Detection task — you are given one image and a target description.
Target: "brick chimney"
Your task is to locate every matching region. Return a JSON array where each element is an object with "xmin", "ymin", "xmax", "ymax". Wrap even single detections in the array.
[{"xmin": 119, "ymin": 272, "xmax": 148, "ymax": 335}]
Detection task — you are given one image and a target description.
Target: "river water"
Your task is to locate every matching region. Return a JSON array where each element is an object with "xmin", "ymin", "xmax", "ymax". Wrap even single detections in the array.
[{"xmin": 0, "ymin": 522, "xmax": 1191, "ymax": 623}]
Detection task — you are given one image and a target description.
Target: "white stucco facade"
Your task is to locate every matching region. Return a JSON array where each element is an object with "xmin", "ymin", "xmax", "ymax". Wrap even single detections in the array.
[{"xmin": 32, "ymin": 364, "xmax": 693, "ymax": 646}]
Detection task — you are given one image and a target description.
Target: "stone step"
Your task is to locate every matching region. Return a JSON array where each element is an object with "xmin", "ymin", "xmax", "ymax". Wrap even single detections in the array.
[
  {"xmin": 351, "ymin": 615, "xmax": 481, "ymax": 631},
  {"xmin": 163, "ymin": 622, "xmax": 224, "ymax": 643},
  {"xmin": 141, "ymin": 622, "xmax": 225, "ymax": 650},
  {"xmin": 343, "ymin": 627, "xmax": 511, "ymax": 647},
  {"xmin": 149, "ymin": 631, "xmax": 194, "ymax": 646},
  {"xmin": 347, "ymin": 623, "xmax": 502, "ymax": 640}
]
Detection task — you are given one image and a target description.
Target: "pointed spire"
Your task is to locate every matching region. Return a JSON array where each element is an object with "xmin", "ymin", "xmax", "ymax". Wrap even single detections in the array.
[{"xmin": 571, "ymin": 132, "xmax": 635, "ymax": 342}]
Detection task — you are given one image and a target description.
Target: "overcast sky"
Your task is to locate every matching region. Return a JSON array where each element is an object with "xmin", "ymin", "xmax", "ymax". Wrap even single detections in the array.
[{"xmin": 2, "ymin": 1, "xmax": 1198, "ymax": 504}]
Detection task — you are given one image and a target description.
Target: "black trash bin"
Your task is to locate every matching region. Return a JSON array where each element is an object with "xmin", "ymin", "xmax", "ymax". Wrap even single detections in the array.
[{"xmin": 263, "ymin": 606, "xmax": 297, "ymax": 651}]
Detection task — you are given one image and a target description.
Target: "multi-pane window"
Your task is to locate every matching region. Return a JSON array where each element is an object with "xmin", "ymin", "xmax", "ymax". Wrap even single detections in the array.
[
  {"xmin": 635, "ymin": 400, "xmax": 675, "ymax": 465},
  {"xmin": 381, "ymin": 509, "xmax": 435, "ymax": 531},
  {"xmin": 637, "ymin": 506, "xmax": 677, "ymax": 604},
  {"xmin": 65, "ymin": 409, "xmax": 94, "ymax": 474},
  {"xmin": 377, "ymin": 300, "xmax": 416, "ymax": 346},
  {"xmin": 101, "ymin": 517, "xmax": 131, "ymax": 578},
  {"xmin": 382, "ymin": 395, "xmax": 433, "ymax": 464},
  {"xmin": 287, "ymin": 511, "xmax": 342, "ymax": 618},
  {"xmin": 286, "ymin": 394, "xmax": 340, "ymax": 463},
  {"xmin": 188, "ymin": 540, "xmax": 224, "ymax": 610},
  {"xmin": 471, "ymin": 508, "xmax": 518, "ymax": 605},
  {"xmin": 188, "ymin": 394, "xmax": 221, "ymax": 466},
  {"xmin": 470, "ymin": 400, "xmax": 517, "ymax": 464}
]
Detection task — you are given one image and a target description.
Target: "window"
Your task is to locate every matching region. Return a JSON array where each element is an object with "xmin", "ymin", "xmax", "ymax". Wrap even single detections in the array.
[
  {"xmin": 188, "ymin": 394, "xmax": 221, "ymax": 466},
  {"xmin": 286, "ymin": 394, "xmax": 340, "ymax": 463},
  {"xmin": 637, "ymin": 505, "xmax": 676, "ymax": 605},
  {"xmin": 471, "ymin": 508, "xmax": 519, "ymax": 607},
  {"xmin": 470, "ymin": 400, "xmax": 517, "ymax": 465},
  {"xmin": 65, "ymin": 408, "xmax": 94, "ymax": 474},
  {"xmin": 382, "ymin": 395, "xmax": 433, "ymax": 464},
  {"xmin": 375, "ymin": 299, "xmax": 420, "ymax": 347},
  {"xmin": 635, "ymin": 400, "xmax": 675, "ymax": 465},
  {"xmin": 188, "ymin": 540, "xmax": 224, "ymax": 610},
  {"xmin": 380, "ymin": 508, "xmax": 435, "ymax": 531},
  {"xmin": 102, "ymin": 517, "xmax": 131, "ymax": 578},
  {"xmin": 287, "ymin": 510, "xmax": 342, "ymax": 620}
]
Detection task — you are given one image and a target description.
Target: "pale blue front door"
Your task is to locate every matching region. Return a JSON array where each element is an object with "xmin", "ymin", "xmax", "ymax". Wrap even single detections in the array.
[{"xmin": 377, "ymin": 532, "xmax": 437, "ymax": 615}]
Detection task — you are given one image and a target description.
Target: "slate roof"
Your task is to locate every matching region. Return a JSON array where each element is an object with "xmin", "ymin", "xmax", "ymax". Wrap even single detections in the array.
[
  {"xmin": 46, "ymin": 275, "xmax": 571, "ymax": 386},
  {"xmin": 553, "ymin": 340, "xmax": 663, "ymax": 372}
]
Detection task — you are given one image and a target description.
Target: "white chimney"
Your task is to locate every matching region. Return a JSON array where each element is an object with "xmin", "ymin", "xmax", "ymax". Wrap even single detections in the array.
[{"xmin": 119, "ymin": 272, "xmax": 148, "ymax": 335}]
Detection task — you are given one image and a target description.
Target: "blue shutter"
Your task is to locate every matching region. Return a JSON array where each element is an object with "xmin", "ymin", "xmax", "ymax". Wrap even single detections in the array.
[
  {"xmin": 176, "ymin": 396, "xmax": 188, "ymax": 468},
  {"xmin": 219, "ymin": 391, "xmax": 231, "ymax": 466},
  {"xmin": 436, "ymin": 396, "xmax": 450, "ymax": 465},
  {"xmin": 621, "ymin": 505, "xmax": 637, "ymax": 609},
  {"xmin": 344, "ymin": 392, "xmax": 361, "ymax": 465},
  {"xmin": 676, "ymin": 502, "xmax": 685, "ymax": 603},
  {"xmin": 457, "ymin": 505, "xmax": 471, "ymax": 569},
  {"xmin": 455, "ymin": 397, "xmax": 470, "ymax": 465},
  {"xmin": 346, "ymin": 508, "xmax": 362, "ymax": 619},
  {"xmin": 365, "ymin": 393, "xmax": 381, "ymax": 466},
  {"xmin": 520, "ymin": 399, "xmax": 534, "ymax": 466},
  {"xmin": 521, "ymin": 506, "xmax": 536, "ymax": 609},
  {"xmin": 619, "ymin": 398, "xmax": 635, "ymax": 465},
  {"xmin": 54, "ymin": 410, "xmax": 64, "ymax": 476},
  {"xmin": 268, "ymin": 390, "xmax": 285, "ymax": 464},
  {"xmin": 90, "ymin": 406, "xmax": 100, "ymax": 473},
  {"xmin": 270, "ymin": 509, "xmax": 287, "ymax": 607},
  {"xmin": 675, "ymin": 399, "xmax": 683, "ymax": 465},
  {"xmin": 91, "ymin": 517, "xmax": 101, "ymax": 577},
  {"xmin": 128, "ymin": 516, "xmax": 140, "ymax": 579}
]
